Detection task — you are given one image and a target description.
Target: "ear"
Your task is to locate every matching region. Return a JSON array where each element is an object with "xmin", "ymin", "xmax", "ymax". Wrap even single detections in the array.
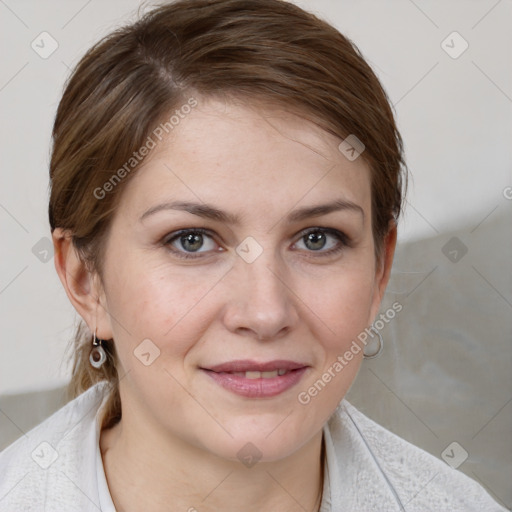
[
  {"xmin": 368, "ymin": 220, "xmax": 397, "ymax": 324},
  {"xmin": 52, "ymin": 228, "xmax": 113, "ymax": 340}
]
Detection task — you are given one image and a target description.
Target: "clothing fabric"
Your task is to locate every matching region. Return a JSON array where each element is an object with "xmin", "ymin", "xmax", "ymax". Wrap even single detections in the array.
[{"xmin": 0, "ymin": 381, "xmax": 506, "ymax": 511}]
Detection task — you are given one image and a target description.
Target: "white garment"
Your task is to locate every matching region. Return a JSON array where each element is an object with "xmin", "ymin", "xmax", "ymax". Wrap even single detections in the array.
[{"xmin": 0, "ymin": 381, "xmax": 506, "ymax": 511}]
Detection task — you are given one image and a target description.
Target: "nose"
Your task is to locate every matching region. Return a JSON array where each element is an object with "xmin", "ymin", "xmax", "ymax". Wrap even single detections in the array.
[{"xmin": 221, "ymin": 251, "xmax": 299, "ymax": 341}]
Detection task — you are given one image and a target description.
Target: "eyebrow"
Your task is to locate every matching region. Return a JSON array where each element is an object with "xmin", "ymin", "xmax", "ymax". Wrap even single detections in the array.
[{"xmin": 139, "ymin": 199, "xmax": 364, "ymax": 224}]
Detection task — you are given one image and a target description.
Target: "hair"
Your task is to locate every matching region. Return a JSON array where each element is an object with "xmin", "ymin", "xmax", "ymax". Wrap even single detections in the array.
[{"xmin": 49, "ymin": 0, "xmax": 407, "ymax": 429}]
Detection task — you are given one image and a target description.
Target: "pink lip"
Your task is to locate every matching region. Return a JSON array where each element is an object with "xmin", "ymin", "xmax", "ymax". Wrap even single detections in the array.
[{"xmin": 201, "ymin": 360, "xmax": 309, "ymax": 398}]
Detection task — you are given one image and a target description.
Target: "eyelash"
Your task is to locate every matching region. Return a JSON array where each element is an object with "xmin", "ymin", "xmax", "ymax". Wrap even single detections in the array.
[{"xmin": 163, "ymin": 227, "xmax": 351, "ymax": 260}]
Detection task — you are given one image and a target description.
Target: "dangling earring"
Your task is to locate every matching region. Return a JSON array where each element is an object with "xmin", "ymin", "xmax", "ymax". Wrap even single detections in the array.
[
  {"xmin": 90, "ymin": 329, "xmax": 107, "ymax": 369},
  {"xmin": 363, "ymin": 325, "xmax": 383, "ymax": 359}
]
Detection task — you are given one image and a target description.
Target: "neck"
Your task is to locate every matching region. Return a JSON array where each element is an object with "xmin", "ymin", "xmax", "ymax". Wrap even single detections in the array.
[{"xmin": 100, "ymin": 412, "xmax": 325, "ymax": 512}]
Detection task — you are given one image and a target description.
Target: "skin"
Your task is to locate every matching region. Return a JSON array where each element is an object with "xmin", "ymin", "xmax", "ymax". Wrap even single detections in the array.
[{"xmin": 53, "ymin": 96, "xmax": 396, "ymax": 512}]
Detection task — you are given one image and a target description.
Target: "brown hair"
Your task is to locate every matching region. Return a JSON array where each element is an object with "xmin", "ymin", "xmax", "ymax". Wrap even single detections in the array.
[{"xmin": 49, "ymin": 0, "xmax": 407, "ymax": 428}]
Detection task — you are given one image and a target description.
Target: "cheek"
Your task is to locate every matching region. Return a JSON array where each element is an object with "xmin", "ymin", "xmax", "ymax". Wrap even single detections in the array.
[
  {"xmin": 294, "ymin": 267, "xmax": 373, "ymax": 413},
  {"xmin": 304, "ymin": 263, "xmax": 375, "ymax": 350},
  {"xmin": 104, "ymin": 257, "xmax": 225, "ymax": 362},
  {"xmin": 103, "ymin": 263, "xmax": 220, "ymax": 415}
]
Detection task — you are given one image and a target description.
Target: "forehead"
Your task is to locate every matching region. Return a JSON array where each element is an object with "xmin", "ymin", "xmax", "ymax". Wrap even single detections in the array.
[{"xmin": 117, "ymin": 97, "xmax": 372, "ymax": 221}]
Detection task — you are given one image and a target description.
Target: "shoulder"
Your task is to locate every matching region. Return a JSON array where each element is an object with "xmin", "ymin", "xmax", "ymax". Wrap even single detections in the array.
[
  {"xmin": 327, "ymin": 401, "xmax": 507, "ymax": 512},
  {"xmin": 0, "ymin": 381, "xmax": 109, "ymax": 511}
]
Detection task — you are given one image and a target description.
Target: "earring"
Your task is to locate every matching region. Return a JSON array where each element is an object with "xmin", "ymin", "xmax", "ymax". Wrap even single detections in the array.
[
  {"xmin": 363, "ymin": 325, "xmax": 383, "ymax": 359},
  {"xmin": 90, "ymin": 330, "xmax": 107, "ymax": 369}
]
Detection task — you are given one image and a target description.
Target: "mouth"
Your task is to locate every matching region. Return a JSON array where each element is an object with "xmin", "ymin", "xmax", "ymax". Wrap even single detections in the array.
[{"xmin": 200, "ymin": 360, "xmax": 309, "ymax": 398}]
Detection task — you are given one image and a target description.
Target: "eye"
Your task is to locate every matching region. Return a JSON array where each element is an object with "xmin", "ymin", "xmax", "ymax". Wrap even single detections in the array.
[
  {"xmin": 164, "ymin": 228, "xmax": 220, "ymax": 258},
  {"xmin": 163, "ymin": 226, "xmax": 349, "ymax": 260},
  {"xmin": 293, "ymin": 227, "xmax": 348, "ymax": 255}
]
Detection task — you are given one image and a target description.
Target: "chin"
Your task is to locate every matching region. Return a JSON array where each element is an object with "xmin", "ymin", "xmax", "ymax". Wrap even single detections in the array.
[{"xmin": 198, "ymin": 416, "xmax": 319, "ymax": 465}]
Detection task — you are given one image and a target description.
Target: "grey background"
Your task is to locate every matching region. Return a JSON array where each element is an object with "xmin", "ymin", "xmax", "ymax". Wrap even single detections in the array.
[{"xmin": 0, "ymin": 0, "xmax": 511, "ymax": 509}]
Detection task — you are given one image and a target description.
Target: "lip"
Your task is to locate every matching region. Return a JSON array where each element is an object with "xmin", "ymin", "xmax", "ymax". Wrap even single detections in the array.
[
  {"xmin": 200, "ymin": 360, "xmax": 309, "ymax": 398},
  {"xmin": 204, "ymin": 359, "xmax": 308, "ymax": 373}
]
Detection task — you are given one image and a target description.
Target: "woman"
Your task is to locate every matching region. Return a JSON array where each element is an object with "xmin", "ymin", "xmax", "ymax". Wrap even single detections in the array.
[{"xmin": 0, "ymin": 0, "xmax": 506, "ymax": 510}]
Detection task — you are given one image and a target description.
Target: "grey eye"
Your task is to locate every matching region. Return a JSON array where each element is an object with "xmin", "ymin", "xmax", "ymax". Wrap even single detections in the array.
[{"xmin": 295, "ymin": 230, "xmax": 340, "ymax": 252}]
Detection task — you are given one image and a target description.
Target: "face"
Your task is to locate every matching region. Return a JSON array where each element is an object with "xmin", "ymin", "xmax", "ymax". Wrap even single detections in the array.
[{"xmin": 95, "ymin": 96, "xmax": 391, "ymax": 462}]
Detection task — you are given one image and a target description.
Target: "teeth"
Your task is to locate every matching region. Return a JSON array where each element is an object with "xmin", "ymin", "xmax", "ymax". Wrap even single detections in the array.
[{"xmin": 233, "ymin": 370, "xmax": 288, "ymax": 379}]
